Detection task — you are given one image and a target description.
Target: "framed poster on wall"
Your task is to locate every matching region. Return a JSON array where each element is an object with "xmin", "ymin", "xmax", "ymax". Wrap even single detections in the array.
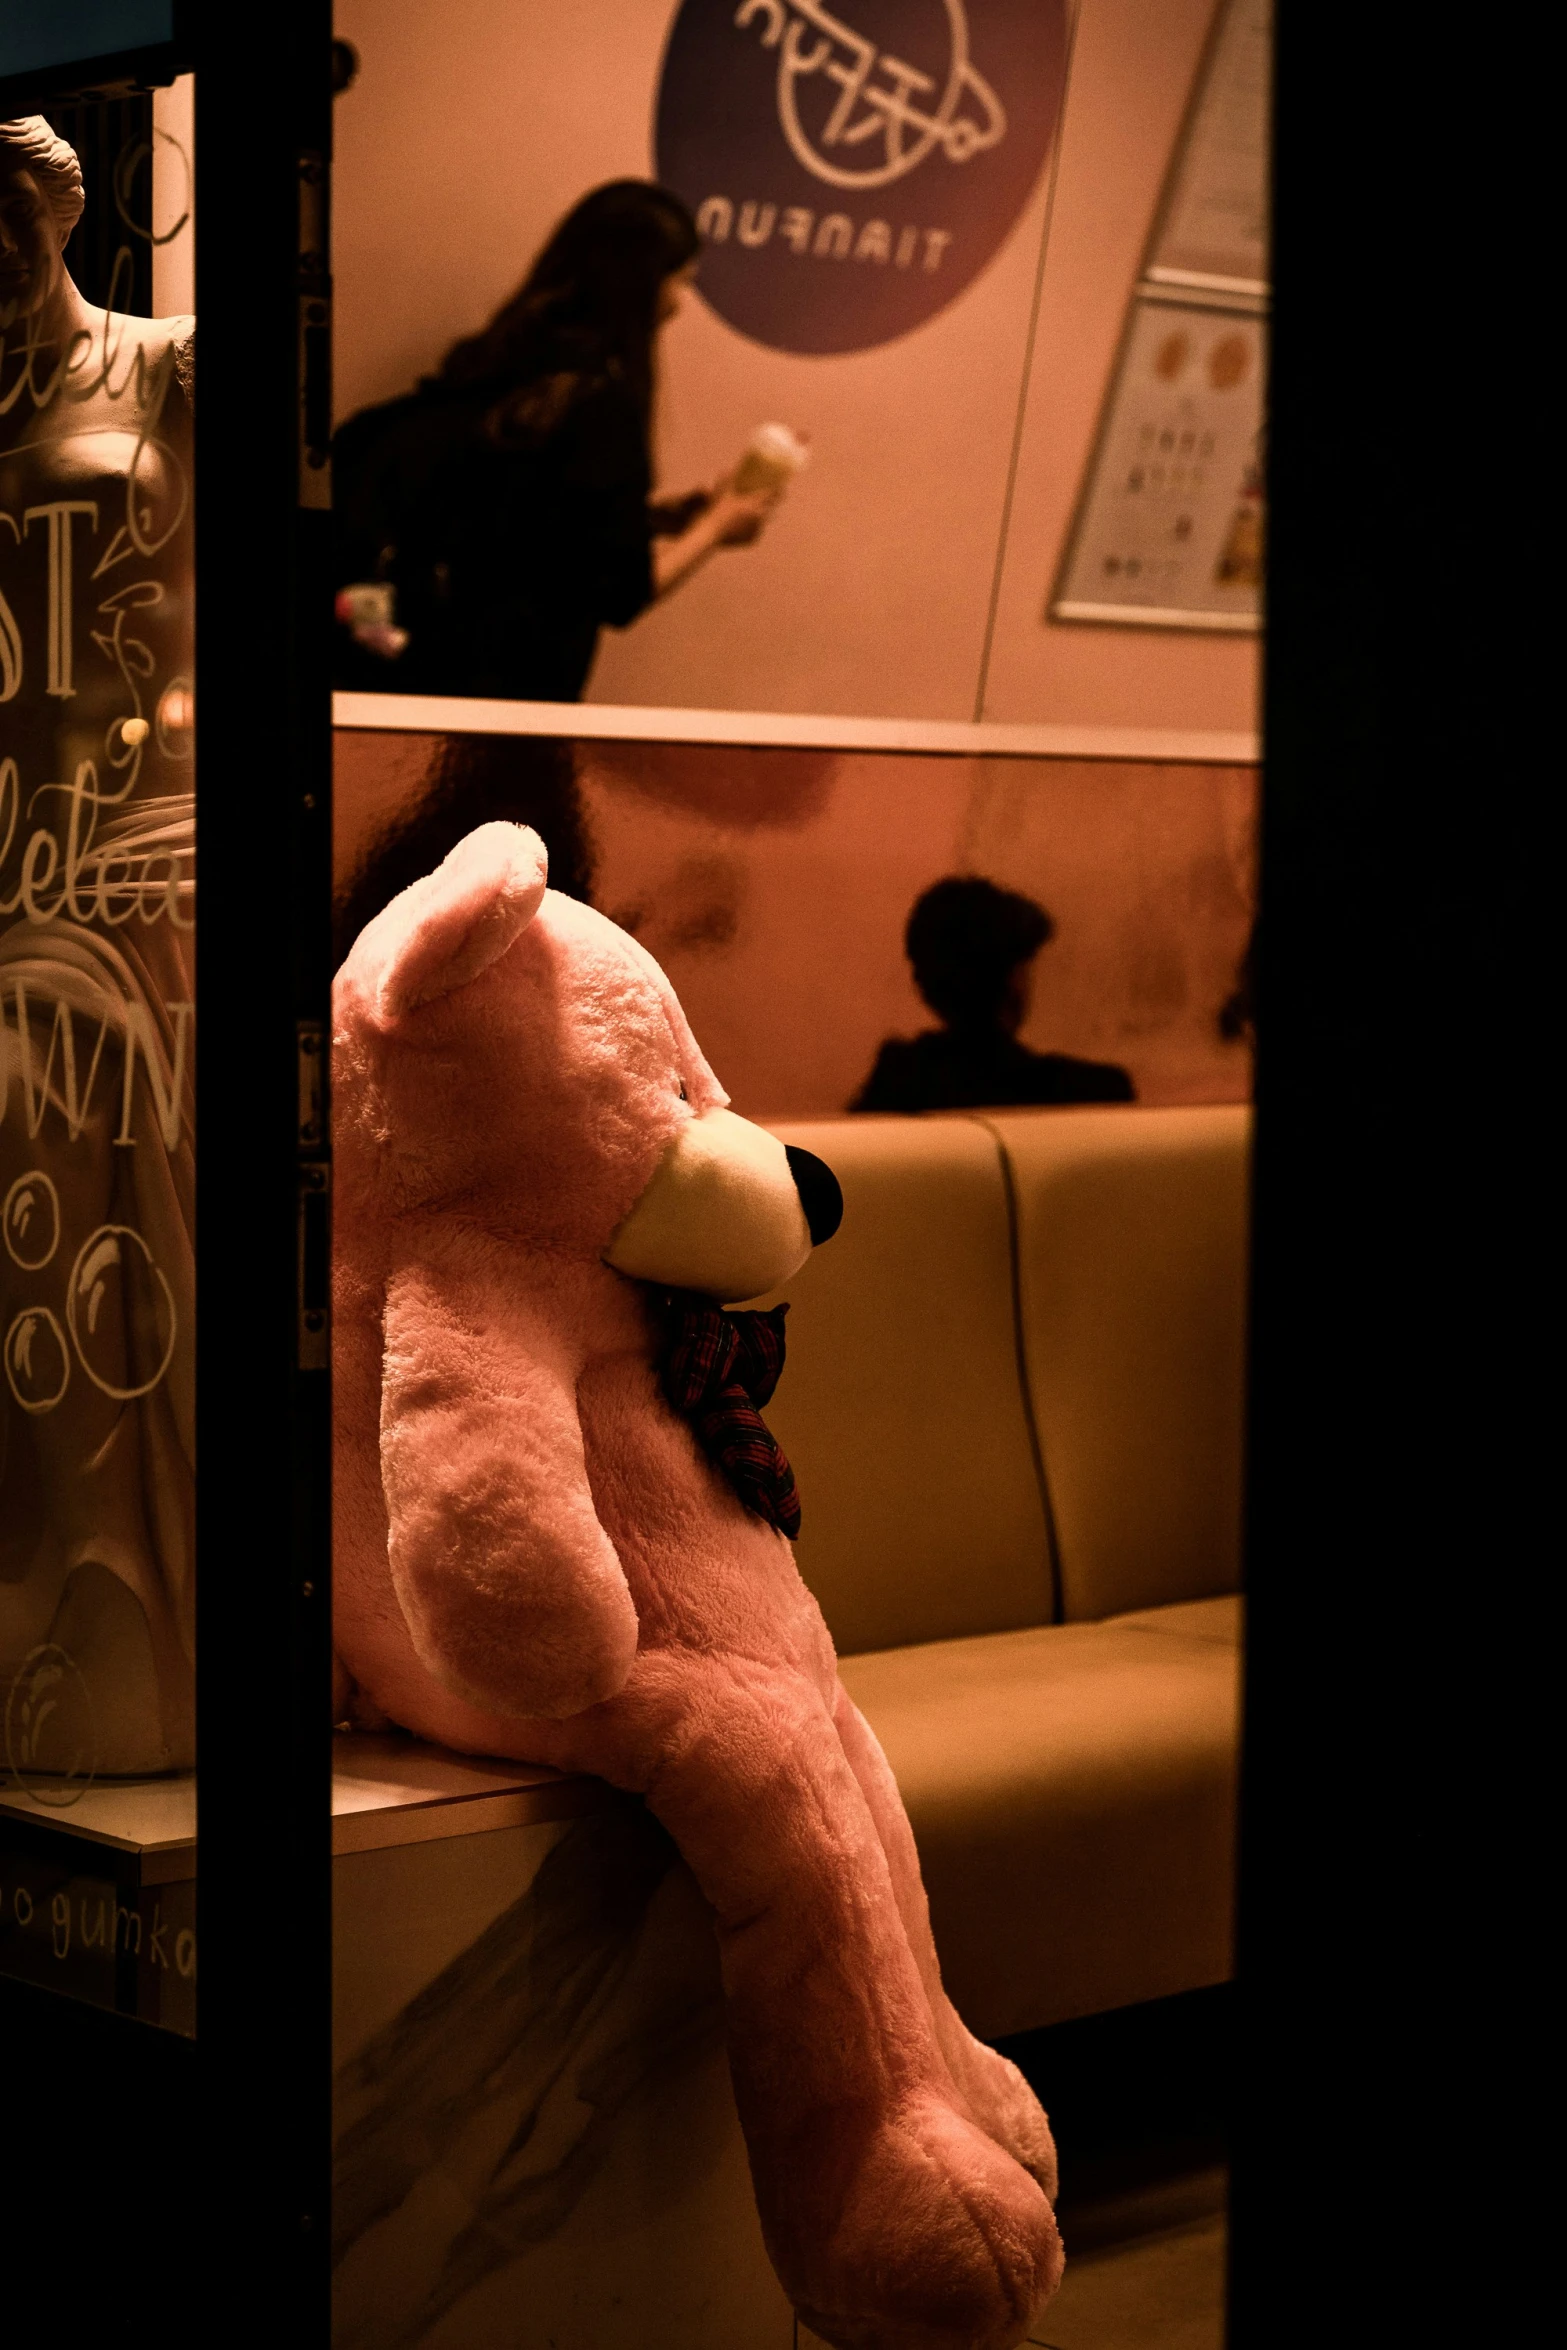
[
  {"xmin": 1143, "ymin": 0, "xmax": 1270, "ymax": 297},
  {"xmin": 1050, "ymin": 287, "xmax": 1264, "ymax": 630},
  {"xmin": 1049, "ymin": 0, "xmax": 1269, "ymax": 633}
]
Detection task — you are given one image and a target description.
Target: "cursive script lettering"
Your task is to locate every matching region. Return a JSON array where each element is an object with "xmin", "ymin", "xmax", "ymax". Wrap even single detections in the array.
[
  {"xmin": 0, "ymin": 980, "xmax": 192, "ymax": 1152},
  {"xmin": 21, "ymin": 502, "xmax": 98, "ymax": 696},
  {"xmin": 1, "ymin": 759, "xmax": 195, "ymax": 931}
]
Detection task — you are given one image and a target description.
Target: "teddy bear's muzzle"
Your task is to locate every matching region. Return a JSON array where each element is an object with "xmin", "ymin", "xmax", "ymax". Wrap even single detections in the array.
[{"xmin": 604, "ymin": 1109, "xmax": 841, "ymax": 1305}]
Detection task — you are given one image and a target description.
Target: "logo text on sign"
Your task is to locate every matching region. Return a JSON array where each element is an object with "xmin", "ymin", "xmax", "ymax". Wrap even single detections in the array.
[
  {"xmin": 656, "ymin": 0, "xmax": 1066, "ymax": 355},
  {"xmin": 736, "ymin": 0, "xmax": 1006, "ymax": 190}
]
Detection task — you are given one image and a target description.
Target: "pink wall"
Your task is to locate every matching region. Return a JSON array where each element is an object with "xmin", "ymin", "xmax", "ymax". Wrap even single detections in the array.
[
  {"xmin": 335, "ymin": 730, "xmax": 1256, "ymax": 1118},
  {"xmin": 331, "ymin": 0, "xmax": 1258, "ymax": 735}
]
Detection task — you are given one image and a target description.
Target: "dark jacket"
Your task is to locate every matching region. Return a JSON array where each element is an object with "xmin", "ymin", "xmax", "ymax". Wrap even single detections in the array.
[
  {"xmin": 850, "ymin": 1027, "xmax": 1136, "ymax": 1114},
  {"xmin": 332, "ymin": 370, "xmax": 655, "ymax": 702}
]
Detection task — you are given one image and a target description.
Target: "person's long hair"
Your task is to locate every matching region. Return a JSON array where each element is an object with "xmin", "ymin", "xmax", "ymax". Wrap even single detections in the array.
[{"xmin": 433, "ymin": 180, "xmax": 698, "ymax": 449}]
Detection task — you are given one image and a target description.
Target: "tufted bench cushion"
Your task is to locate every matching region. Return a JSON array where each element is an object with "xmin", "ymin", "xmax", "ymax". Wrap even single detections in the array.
[
  {"xmin": 758, "ymin": 1116, "xmax": 1055, "ymax": 1655},
  {"xmin": 763, "ymin": 1108, "xmax": 1249, "ymax": 2037},
  {"xmin": 838, "ymin": 1597, "xmax": 1241, "ymax": 2036}
]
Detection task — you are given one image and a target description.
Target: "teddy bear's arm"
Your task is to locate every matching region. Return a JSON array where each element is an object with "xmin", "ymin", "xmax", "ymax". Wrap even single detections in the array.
[{"xmin": 379, "ymin": 1259, "xmax": 640, "ymax": 1720}]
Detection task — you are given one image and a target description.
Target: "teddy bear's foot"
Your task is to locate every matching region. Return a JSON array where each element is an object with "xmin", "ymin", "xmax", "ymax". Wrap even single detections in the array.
[
  {"xmin": 775, "ymin": 2089, "xmax": 1063, "ymax": 2350},
  {"xmin": 934, "ymin": 2028, "xmax": 1059, "ymax": 2204}
]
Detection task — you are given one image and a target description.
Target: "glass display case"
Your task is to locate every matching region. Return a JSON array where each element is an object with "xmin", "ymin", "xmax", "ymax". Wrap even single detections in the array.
[
  {"xmin": 3, "ymin": 2, "xmax": 335, "ymax": 2313},
  {"xmin": 2, "ymin": 64, "xmax": 198, "ymax": 2024}
]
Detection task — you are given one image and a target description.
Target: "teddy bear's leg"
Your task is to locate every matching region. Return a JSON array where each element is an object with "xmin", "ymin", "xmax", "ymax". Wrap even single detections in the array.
[
  {"xmin": 636, "ymin": 1672, "xmax": 1061, "ymax": 2350},
  {"xmin": 829, "ymin": 1681, "xmax": 1061, "ymax": 2209}
]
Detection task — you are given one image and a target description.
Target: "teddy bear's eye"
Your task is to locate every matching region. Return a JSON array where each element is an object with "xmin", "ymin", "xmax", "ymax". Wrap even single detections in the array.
[{"xmin": 677, "ymin": 1081, "xmax": 688, "ymax": 1102}]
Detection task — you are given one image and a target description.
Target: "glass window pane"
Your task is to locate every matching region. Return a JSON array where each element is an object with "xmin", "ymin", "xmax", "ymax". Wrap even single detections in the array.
[{"xmin": 2, "ymin": 83, "xmax": 196, "ymax": 2034}]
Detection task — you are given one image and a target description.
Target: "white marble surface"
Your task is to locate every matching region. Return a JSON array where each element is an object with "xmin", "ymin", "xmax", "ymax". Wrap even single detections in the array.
[{"xmin": 332, "ymin": 1804, "xmax": 796, "ymax": 2350}]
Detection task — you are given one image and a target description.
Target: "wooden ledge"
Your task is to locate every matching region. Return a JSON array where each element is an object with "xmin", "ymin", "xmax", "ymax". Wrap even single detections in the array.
[{"xmin": 332, "ymin": 1731, "xmax": 609, "ymax": 1856}]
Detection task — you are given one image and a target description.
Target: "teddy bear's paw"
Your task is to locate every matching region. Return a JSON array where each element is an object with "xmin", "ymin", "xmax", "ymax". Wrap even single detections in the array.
[
  {"xmin": 940, "ymin": 2035, "xmax": 1059, "ymax": 2205},
  {"xmin": 783, "ymin": 2091, "xmax": 1064, "ymax": 2350}
]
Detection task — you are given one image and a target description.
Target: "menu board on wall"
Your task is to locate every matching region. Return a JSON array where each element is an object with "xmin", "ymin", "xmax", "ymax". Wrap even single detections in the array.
[
  {"xmin": 1052, "ymin": 291, "xmax": 1263, "ymax": 630},
  {"xmin": 1146, "ymin": 0, "xmax": 1270, "ymax": 294},
  {"xmin": 1050, "ymin": 0, "xmax": 1268, "ymax": 632}
]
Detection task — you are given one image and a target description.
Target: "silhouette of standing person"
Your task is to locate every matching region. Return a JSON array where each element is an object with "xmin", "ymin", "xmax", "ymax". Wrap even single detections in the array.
[
  {"xmin": 850, "ymin": 878, "xmax": 1135, "ymax": 1113},
  {"xmin": 332, "ymin": 180, "xmax": 782, "ymax": 701}
]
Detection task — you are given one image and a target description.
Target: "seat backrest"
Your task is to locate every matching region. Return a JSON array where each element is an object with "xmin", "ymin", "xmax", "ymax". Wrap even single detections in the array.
[
  {"xmin": 983, "ymin": 1105, "xmax": 1250, "ymax": 1622},
  {"xmin": 759, "ymin": 1118, "xmax": 1055, "ymax": 1656}
]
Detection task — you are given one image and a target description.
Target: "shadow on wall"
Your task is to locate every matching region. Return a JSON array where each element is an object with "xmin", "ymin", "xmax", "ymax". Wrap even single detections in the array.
[
  {"xmin": 332, "ymin": 731, "xmax": 1256, "ymax": 1118},
  {"xmin": 583, "ymin": 737, "xmax": 838, "ymax": 831}
]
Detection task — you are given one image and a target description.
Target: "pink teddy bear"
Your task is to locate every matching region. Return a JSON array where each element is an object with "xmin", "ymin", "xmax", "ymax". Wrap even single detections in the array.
[{"xmin": 331, "ymin": 823, "xmax": 1064, "ymax": 2350}]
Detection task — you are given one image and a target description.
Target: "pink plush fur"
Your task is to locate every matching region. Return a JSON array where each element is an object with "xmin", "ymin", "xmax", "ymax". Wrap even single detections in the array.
[{"xmin": 333, "ymin": 825, "xmax": 1064, "ymax": 2350}]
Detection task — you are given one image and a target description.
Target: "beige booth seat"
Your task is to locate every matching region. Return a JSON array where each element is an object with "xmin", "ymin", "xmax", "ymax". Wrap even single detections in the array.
[{"xmin": 763, "ymin": 1109, "xmax": 1248, "ymax": 2038}]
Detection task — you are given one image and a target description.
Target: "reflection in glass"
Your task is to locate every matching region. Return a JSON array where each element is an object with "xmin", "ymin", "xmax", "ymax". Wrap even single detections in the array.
[{"xmin": 2, "ymin": 96, "xmax": 196, "ymax": 2029}]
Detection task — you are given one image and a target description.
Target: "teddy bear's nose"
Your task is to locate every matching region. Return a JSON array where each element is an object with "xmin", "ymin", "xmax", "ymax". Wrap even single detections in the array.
[{"xmin": 784, "ymin": 1146, "xmax": 844, "ymax": 1247}]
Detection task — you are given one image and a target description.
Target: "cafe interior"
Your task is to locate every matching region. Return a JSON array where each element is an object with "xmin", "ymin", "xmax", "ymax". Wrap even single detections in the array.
[
  {"xmin": 326, "ymin": 10, "xmax": 1258, "ymax": 2335},
  {"xmin": 2, "ymin": 4, "xmax": 1521, "ymax": 2347}
]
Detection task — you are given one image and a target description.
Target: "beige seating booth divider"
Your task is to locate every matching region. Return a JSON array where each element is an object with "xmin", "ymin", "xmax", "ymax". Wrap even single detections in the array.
[{"xmin": 762, "ymin": 1106, "xmax": 1249, "ymax": 2039}]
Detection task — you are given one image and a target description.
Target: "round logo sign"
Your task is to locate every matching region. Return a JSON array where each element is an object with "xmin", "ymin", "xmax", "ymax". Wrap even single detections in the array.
[{"xmin": 655, "ymin": 0, "xmax": 1068, "ymax": 356}]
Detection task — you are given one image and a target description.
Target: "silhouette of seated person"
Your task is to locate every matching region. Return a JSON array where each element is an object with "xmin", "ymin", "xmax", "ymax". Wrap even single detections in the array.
[{"xmin": 850, "ymin": 877, "xmax": 1136, "ymax": 1114}]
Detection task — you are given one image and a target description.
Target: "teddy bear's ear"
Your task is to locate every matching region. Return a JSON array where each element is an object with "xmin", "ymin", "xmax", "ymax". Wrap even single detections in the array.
[{"xmin": 375, "ymin": 823, "xmax": 549, "ymax": 1021}]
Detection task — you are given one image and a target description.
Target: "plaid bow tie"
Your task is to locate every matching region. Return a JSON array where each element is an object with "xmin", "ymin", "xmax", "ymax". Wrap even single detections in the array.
[{"xmin": 659, "ymin": 1293, "xmax": 801, "ymax": 1539}]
